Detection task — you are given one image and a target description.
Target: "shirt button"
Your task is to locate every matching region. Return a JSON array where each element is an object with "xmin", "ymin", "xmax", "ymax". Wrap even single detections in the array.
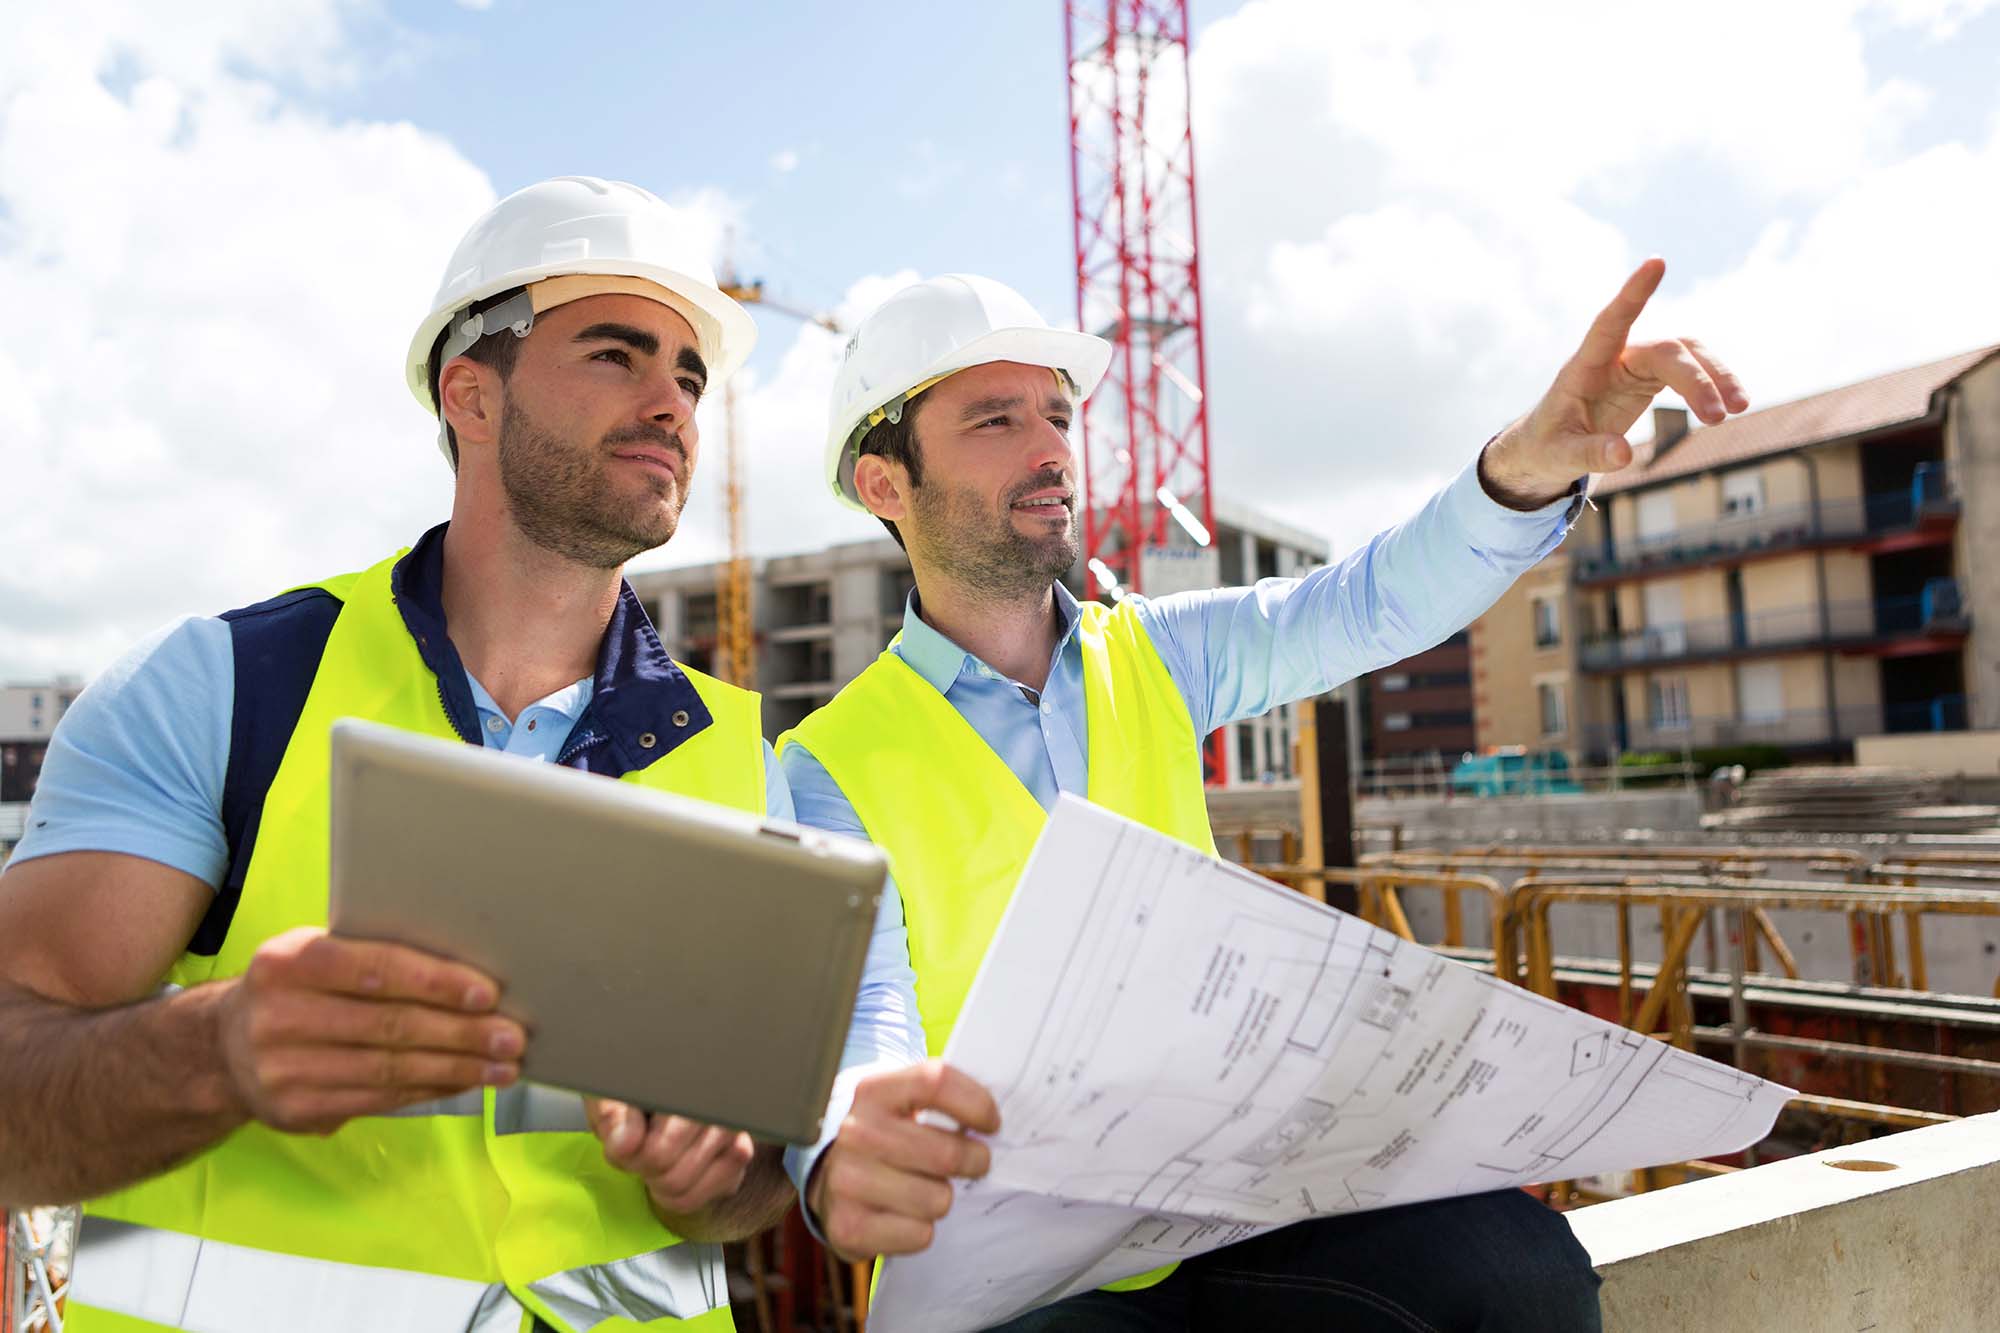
[
  {"xmin": 526, "ymin": 719, "xmax": 537, "ymax": 732},
  {"xmin": 485, "ymin": 716, "xmax": 504, "ymax": 734},
  {"xmin": 638, "ymin": 731, "xmax": 658, "ymax": 749},
  {"xmin": 671, "ymin": 710, "xmax": 691, "ymax": 728}
]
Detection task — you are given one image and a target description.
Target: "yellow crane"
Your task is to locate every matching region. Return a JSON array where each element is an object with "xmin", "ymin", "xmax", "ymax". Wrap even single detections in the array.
[{"xmin": 713, "ymin": 261, "xmax": 841, "ymax": 690}]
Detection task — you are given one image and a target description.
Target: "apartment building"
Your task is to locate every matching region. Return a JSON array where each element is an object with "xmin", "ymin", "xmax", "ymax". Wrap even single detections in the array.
[
  {"xmin": 1, "ymin": 678, "xmax": 83, "ymax": 853},
  {"xmin": 1470, "ymin": 551, "xmax": 1579, "ymax": 759},
  {"xmin": 1359, "ymin": 633, "xmax": 1476, "ymax": 777},
  {"xmin": 1472, "ymin": 344, "xmax": 2000, "ymax": 762},
  {"xmin": 628, "ymin": 497, "xmax": 1331, "ymax": 786}
]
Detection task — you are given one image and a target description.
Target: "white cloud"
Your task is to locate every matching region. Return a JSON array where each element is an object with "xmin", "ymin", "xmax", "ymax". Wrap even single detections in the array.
[
  {"xmin": 0, "ymin": 2, "xmax": 739, "ymax": 680},
  {"xmin": 770, "ymin": 148, "xmax": 800, "ymax": 174},
  {"xmin": 1649, "ymin": 122, "xmax": 2000, "ymax": 405},
  {"xmin": 456, "ymin": 0, "xmax": 496, "ymax": 10},
  {"xmin": 1179, "ymin": 0, "xmax": 2000, "ymax": 558}
]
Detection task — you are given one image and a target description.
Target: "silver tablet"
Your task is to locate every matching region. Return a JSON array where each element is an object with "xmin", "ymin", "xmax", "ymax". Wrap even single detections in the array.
[{"xmin": 326, "ymin": 718, "xmax": 886, "ymax": 1144}]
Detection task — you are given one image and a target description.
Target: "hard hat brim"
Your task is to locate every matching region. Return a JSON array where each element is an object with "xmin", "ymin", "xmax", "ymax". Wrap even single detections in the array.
[
  {"xmin": 825, "ymin": 325, "xmax": 1112, "ymax": 511},
  {"xmin": 404, "ymin": 258, "xmax": 758, "ymax": 414}
]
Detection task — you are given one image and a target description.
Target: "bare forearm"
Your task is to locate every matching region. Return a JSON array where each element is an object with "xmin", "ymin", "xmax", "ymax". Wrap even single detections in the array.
[
  {"xmin": 0, "ymin": 981, "xmax": 245, "ymax": 1207},
  {"xmin": 650, "ymin": 1145, "xmax": 795, "ymax": 1243}
]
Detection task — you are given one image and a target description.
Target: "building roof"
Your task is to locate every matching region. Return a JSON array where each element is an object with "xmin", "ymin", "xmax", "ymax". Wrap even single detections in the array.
[{"xmin": 1596, "ymin": 344, "xmax": 2000, "ymax": 495}]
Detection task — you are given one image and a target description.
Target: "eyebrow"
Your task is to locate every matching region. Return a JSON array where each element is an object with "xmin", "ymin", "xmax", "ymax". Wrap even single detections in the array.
[
  {"xmin": 574, "ymin": 323, "xmax": 710, "ymax": 393},
  {"xmin": 575, "ymin": 323, "xmax": 659, "ymax": 356},
  {"xmin": 957, "ymin": 393, "xmax": 1072, "ymax": 423}
]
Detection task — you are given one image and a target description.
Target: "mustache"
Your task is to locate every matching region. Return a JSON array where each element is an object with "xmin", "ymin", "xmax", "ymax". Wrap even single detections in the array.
[
  {"xmin": 1006, "ymin": 468, "xmax": 1074, "ymax": 506},
  {"xmin": 602, "ymin": 423, "xmax": 687, "ymax": 461}
]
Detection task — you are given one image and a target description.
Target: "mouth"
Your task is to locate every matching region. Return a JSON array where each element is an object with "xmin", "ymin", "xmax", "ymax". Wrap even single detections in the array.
[
  {"xmin": 611, "ymin": 446, "xmax": 683, "ymax": 482},
  {"xmin": 1010, "ymin": 490, "xmax": 1074, "ymax": 517}
]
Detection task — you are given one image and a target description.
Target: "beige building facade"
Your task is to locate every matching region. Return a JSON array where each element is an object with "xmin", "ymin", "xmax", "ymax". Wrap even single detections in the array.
[
  {"xmin": 1473, "ymin": 346, "xmax": 1998, "ymax": 761},
  {"xmin": 1472, "ymin": 551, "xmax": 1583, "ymax": 758}
]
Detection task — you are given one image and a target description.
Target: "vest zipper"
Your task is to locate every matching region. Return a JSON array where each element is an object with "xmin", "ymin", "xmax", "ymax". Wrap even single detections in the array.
[{"xmin": 435, "ymin": 676, "xmax": 478, "ymax": 746}]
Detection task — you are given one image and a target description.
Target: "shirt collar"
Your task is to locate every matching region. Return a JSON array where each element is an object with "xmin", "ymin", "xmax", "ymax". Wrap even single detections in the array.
[
  {"xmin": 896, "ymin": 581, "xmax": 1084, "ymax": 694},
  {"xmin": 388, "ymin": 522, "xmax": 712, "ymax": 772}
]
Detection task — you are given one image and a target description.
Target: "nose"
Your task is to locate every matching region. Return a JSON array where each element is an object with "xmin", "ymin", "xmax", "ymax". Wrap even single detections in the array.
[
  {"xmin": 642, "ymin": 366, "xmax": 699, "ymax": 430},
  {"xmin": 1031, "ymin": 414, "xmax": 1075, "ymax": 475}
]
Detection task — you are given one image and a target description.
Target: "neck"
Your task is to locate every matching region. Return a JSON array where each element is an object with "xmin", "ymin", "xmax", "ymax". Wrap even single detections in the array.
[
  {"xmin": 911, "ymin": 567, "xmax": 1064, "ymax": 694},
  {"xmin": 439, "ymin": 502, "xmax": 623, "ymax": 721}
]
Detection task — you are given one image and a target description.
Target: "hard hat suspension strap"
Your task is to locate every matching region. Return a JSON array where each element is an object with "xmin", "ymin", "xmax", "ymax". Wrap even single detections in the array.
[{"xmin": 437, "ymin": 288, "xmax": 536, "ymax": 366}]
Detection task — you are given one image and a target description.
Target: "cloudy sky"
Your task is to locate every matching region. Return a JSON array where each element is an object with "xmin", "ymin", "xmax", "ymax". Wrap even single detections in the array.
[{"xmin": 4, "ymin": 0, "xmax": 1998, "ymax": 680}]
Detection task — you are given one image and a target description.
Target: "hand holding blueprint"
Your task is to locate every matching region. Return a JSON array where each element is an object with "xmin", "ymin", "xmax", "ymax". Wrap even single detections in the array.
[{"xmin": 869, "ymin": 797, "xmax": 1794, "ymax": 1333}]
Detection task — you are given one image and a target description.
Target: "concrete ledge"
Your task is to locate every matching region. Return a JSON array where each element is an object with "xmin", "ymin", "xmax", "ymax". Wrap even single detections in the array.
[{"xmin": 1568, "ymin": 1113, "xmax": 2000, "ymax": 1331}]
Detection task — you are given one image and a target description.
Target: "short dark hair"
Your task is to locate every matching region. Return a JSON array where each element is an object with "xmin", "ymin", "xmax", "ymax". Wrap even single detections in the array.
[
  {"xmin": 426, "ymin": 287, "xmax": 528, "ymax": 471},
  {"xmin": 854, "ymin": 392, "xmax": 929, "ymax": 550}
]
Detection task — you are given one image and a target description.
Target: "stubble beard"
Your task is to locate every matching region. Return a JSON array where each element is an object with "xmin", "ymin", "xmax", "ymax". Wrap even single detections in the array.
[
  {"xmin": 496, "ymin": 401, "xmax": 689, "ymax": 570},
  {"xmin": 910, "ymin": 472, "xmax": 1080, "ymax": 603}
]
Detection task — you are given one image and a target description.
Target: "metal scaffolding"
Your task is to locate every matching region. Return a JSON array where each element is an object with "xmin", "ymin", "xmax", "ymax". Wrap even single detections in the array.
[{"xmin": 1064, "ymin": 0, "xmax": 1215, "ymax": 600}]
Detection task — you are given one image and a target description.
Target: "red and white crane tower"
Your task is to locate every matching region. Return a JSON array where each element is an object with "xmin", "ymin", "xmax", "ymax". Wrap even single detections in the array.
[{"xmin": 1063, "ymin": 0, "xmax": 1216, "ymax": 603}]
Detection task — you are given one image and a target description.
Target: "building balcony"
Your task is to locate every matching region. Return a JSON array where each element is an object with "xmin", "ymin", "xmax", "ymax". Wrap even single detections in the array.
[
  {"xmin": 1579, "ymin": 579, "xmax": 1968, "ymax": 672},
  {"xmin": 1583, "ymin": 695, "xmax": 1972, "ymax": 753},
  {"xmin": 1575, "ymin": 463, "xmax": 1958, "ymax": 584}
]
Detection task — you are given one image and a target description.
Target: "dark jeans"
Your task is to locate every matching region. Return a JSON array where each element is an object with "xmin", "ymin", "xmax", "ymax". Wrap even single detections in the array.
[{"xmin": 987, "ymin": 1189, "xmax": 1601, "ymax": 1332}]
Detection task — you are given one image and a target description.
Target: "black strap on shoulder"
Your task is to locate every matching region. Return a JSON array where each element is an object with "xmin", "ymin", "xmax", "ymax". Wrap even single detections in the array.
[{"xmin": 191, "ymin": 588, "xmax": 344, "ymax": 956}]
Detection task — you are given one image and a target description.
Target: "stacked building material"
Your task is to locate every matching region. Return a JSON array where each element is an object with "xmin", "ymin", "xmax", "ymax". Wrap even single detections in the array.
[{"xmin": 1704, "ymin": 767, "xmax": 2000, "ymax": 833}]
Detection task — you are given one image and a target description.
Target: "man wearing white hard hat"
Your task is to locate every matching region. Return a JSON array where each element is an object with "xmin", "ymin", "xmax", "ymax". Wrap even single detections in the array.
[
  {"xmin": 0, "ymin": 177, "xmax": 788, "ymax": 1332},
  {"xmin": 779, "ymin": 267, "xmax": 1750, "ymax": 1328}
]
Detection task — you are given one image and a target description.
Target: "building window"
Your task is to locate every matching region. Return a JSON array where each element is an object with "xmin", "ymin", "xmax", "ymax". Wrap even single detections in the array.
[
  {"xmin": 1539, "ymin": 683, "xmax": 1567, "ymax": 736},
  {"xmin": 1384, "ymin": 713, "xmax": 1413, "ymax": 732},
  {"xmin": 1648, "ymin": 676, "xmax": 1691, "ymax": 731},
  {"xmin": 1379, "ymin": 673, "xmax": 1410, "ymax": 691},
  {"xmin": 1412, "ymin": 709, "xmax": 1474, "ymax": 729},
  {"xmin": 1532, "ymin": 597, "xmax": 1561, "ymax": 648},
  {"xmin": 1721, "ymin": 470, "xmax": 1765, "ymax": 517},
  {"xmin": 1737, "ymin": 662, "xmax": 1784, "ymax": 724},
  {"xmin": 1636, "ymin": 490, "xmax": 1677, "ymax": 546}
]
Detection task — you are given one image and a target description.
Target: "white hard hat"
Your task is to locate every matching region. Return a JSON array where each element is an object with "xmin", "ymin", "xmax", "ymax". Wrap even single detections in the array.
[
  {"xmin": 824, "ymin": 273, "xmax": 1111, "ymax": 511},
  {"xmin": 406, "ymin": 175, "xmax": 757, "ymax": 462}
]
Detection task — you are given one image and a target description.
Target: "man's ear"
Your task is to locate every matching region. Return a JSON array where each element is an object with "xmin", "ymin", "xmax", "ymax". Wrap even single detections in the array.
[
  {"xmin": 853, "ymin": 453, "xmax": 910, "ymax": 524},
  {"xmin": 438, "ymin": 357, "xmax": 502, "ymax": 452}
]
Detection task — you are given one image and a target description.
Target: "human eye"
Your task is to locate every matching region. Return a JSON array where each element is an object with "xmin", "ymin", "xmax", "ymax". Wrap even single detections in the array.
[{"xmin": 591, "ymin": 347, "xmax": 632, "ymax": 367}]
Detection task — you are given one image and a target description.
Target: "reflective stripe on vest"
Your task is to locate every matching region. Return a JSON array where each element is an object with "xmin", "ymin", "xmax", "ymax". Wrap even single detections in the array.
[
  {"xmin": 776, "ymin": 600, "xmax": 1215, "ymax": 1296},
  {"xmin": 72, "ymin": 549, "xmax": 764, "ymax": 1333},
  {"xmin": 72, "ymin": 1217, "xmax": 729, "ymax": 1332}
]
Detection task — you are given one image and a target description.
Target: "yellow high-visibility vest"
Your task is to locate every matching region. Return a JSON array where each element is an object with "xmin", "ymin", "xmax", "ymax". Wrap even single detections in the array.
[
  {"xmin": 779, "ymin": 599, "xmax": 1216, "ymax": 1293},
  {"xmin": 70, "ymin": 548, "xmax": 764, "ymax": 1333}
]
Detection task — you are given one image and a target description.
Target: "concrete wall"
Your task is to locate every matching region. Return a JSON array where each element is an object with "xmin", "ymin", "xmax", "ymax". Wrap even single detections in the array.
[
  {"xmin": 1950, "ymin": 356, "xmax": 2000, "ymax": 730},
  {"xmin": 1856, "ymin": 729, "xmax": 2000, "ymax": 774},
  {"xmin": 1354, "ymin": 788, "xmax": 1705, "ymax": 840},
  {"xmin": 1570, "ymin": 1113, "xmax": 2000, "ymax": 1332}
]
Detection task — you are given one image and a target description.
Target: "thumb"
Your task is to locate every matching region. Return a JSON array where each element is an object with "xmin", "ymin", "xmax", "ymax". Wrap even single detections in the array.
[
  {"xmin": 587, "ymin": 1098, "xmax": 641, "ymax": 1155},
  {"xmin": 1584, "ymin": 432, "xmax": 1634, "ymax": 473}
]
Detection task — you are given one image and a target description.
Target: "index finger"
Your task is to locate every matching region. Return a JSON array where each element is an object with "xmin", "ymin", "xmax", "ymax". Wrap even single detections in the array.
[
  {"xmin": 291, "ymin": 933, "xmax": 502, "ymax": 1012},
  {"xmin": 1573, "ymin": 258, "xmax": 1666, "ymax": 371},
  {"xmin": 872, "ymin": 1060, "xmax": 1001, "ymax": 1135}
]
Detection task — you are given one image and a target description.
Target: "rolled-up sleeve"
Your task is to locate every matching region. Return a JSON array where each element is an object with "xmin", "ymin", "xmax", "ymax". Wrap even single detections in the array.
[{"xmin": 1133, "ymin": 455, "xmax": 1582, "ymax": 733}]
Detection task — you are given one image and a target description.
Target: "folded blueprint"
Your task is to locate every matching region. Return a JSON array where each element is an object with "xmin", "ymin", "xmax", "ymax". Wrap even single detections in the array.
[{"xmin": 869, "ymin": 796, "xmax": 1793, "ymax": 1333}]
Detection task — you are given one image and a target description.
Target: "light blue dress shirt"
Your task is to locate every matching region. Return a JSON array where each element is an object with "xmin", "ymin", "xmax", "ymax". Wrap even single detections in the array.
[{"xmin": 777, "ymin": 456, "xmax": 1581, "ymax": 1204}]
